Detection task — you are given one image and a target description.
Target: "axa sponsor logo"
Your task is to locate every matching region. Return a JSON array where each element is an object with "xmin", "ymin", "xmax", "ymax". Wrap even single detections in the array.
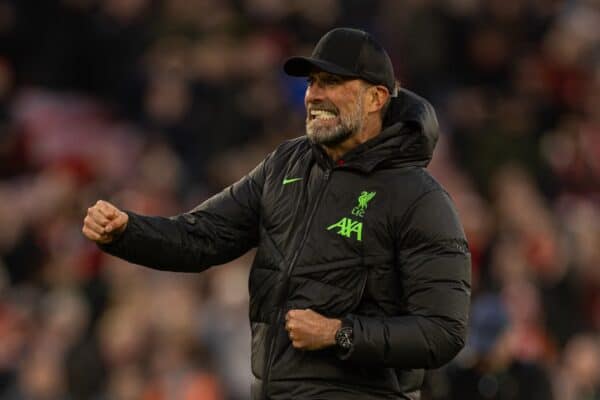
[{"xmin": 327, "ymin": 191, "xmax": 376, "ymax": 242}]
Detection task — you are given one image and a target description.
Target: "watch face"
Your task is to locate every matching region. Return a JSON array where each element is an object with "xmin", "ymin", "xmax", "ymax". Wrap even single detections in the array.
[{"xmin": 336, "ymin": 327, "xmax": 353, "ymax": 349}]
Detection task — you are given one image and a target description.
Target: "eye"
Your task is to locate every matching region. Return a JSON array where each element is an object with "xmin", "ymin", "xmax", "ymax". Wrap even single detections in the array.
[
  {"xmin": 306, "ymin": 77, "xmax": 314, "ymax": 86},
  {"xmin": 323, "ymin": 76, "xmax": 342, "ymax": 85}
]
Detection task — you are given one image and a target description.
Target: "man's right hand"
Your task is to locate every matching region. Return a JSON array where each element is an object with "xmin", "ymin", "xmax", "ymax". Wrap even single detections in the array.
[{"xmin": 82, "ymin": 200, "xmax": 129, "ymax": 244}]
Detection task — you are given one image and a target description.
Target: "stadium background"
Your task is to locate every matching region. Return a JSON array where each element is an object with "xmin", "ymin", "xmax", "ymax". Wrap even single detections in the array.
[{"xmin": 0, "ymin": 0, "xmax": 599, "ymax": 399}]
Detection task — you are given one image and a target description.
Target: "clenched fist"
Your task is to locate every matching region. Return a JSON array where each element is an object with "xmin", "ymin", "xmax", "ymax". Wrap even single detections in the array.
[
  {"xmin": 82, "ymin": 200, "xmax": 128, "ymax": 244},
  {"xmin": 285, "ymin": 309, "xmax": 341, "ymax": 350}
]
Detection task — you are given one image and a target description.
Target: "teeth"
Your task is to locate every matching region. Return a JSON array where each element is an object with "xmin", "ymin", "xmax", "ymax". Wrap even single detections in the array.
[{"xmin": 310, "ymin": 110, "xmax": 337, "ymax": 120}]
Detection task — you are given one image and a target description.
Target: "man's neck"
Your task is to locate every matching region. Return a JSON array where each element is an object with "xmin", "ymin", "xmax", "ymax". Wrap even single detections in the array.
[{"xmin": 322, "ymin": 118, "xmax": 382, "ymax": 161}]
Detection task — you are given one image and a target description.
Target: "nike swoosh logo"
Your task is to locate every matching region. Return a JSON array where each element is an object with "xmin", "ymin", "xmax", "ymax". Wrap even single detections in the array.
[{"xmin": 282, "ymin": 177, "xmax": 303, "ymax": 185}]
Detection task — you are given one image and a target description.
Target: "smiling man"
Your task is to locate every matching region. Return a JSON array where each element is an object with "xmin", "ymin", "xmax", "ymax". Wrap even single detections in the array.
[{"xmin": 83, "ymin": 28, "xmax": 471, "ymax": 399}]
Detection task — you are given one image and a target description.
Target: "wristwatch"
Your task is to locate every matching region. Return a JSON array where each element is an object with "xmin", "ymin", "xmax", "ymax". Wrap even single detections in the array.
[{"xmin": 335, "ymin": 319, "xmax": 353, "ymax": 350}]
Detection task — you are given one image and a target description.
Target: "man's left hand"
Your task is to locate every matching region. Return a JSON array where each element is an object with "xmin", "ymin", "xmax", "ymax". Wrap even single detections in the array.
[{"xmin": 285, "ymin": 309, "xmax": 342, "ymax": 350}]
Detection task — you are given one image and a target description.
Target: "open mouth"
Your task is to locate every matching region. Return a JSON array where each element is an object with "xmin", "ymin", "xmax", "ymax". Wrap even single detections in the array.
[{"xmin": 308, "ymin": 109, "xmax": 339, "ymax": 121}]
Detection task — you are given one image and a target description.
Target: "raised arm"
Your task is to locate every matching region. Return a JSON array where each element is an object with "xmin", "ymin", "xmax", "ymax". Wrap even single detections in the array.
[{"xmin": 82, "ymin": 158, "xmax": 269, "ymax": 272}]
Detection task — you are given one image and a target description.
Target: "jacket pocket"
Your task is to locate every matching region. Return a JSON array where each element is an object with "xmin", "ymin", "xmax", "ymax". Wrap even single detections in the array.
[{"xmin": 287, "ymin": 259, "xmax": 368, "ymax": 317}]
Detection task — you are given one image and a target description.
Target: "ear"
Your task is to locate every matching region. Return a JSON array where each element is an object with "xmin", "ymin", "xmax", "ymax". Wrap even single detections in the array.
[{"xmin": 365, "ymin": 85, "xmax": 390, "ymax": 114}]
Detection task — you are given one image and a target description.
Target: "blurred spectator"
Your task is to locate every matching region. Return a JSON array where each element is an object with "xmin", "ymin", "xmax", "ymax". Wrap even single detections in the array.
[
  {"xmin": 553, "ymin": 334, "xmax": 600, "ymax": 400},
  {"xmin": 425, "ymin": 294, "xmax": 554, "ymax": 400}
]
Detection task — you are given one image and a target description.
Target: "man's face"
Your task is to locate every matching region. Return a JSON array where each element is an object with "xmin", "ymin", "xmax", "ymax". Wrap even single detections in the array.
[{"xmin": 304, "ymin": 71, "xmax": 367, "ymax": 146}]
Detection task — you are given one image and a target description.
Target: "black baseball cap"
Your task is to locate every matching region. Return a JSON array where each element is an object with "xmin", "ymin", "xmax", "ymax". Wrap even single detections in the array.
[{"xmin": 284, "ymin": 27, "xmax": 396, "ymax": 95}]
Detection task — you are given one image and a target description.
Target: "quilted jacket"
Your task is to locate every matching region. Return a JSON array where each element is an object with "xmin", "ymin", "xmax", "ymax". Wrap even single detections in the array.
[{"xmin": 101, "ymin": 88, "xmax": 472, "ymax": 399}]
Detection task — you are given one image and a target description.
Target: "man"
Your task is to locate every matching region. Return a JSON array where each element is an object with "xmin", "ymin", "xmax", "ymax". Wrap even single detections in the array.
[{"xmin": 83, "ymin": 28, "xmax": 471, "ymax": 399}]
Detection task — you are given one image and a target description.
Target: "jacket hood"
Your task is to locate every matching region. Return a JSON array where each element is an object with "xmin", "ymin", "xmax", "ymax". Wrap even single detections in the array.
[
  {"xmin": 312, "ymin": 88, "xmax": 440, "ymax": 173},
  {"xmin": 382, "ymin": 87, "xmax": 439, "ymax": 160}
]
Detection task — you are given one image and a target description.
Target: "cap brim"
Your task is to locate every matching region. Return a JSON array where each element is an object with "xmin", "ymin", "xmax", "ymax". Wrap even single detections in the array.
[{"xmin": 283, "ymin": 56, "xmax": 361, "ymax": 79}]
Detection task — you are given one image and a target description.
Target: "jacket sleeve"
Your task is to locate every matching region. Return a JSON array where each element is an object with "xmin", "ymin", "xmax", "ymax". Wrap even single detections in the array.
[
  {"xmin": 342, "ymin": 189, "xmax": 471, "ymax": 369},
  {"xmin": 99, "ymin": 157, "xmax": 268, "ymax": 272}
]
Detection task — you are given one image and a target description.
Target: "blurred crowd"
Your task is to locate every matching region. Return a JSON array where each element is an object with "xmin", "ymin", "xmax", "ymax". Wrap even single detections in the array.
[{"xmin": 0, "ymin": 0, "xmax": 599, "ymax": 399}]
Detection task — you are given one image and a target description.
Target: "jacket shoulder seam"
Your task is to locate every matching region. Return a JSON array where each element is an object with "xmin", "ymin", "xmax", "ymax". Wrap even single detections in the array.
[{"xmin": 395, "ymin": 187, "xmax": 444, "ymax": 233}]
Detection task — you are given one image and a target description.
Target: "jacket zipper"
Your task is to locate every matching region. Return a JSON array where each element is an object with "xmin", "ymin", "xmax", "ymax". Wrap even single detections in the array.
[{"xmin": 261, "ymin": 168, "xmax": 332, "ymax": 399}]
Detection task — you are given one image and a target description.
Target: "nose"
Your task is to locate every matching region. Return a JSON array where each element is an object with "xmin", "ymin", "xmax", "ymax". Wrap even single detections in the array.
[{"xmin": 305, "ymin": 82, "xmax": 326, "ymax": 105}]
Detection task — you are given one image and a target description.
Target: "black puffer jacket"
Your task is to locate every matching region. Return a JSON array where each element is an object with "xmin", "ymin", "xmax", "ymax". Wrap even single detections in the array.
[{"xmin": 101, "ymin": 88, "xmax": 471, "ymax": 400}]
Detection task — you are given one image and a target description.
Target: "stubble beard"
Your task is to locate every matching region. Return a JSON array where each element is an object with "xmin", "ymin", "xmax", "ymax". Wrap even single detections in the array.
[{"xmin": 306, "ymin": 95, "xmax": 364, "ymax": 147}]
